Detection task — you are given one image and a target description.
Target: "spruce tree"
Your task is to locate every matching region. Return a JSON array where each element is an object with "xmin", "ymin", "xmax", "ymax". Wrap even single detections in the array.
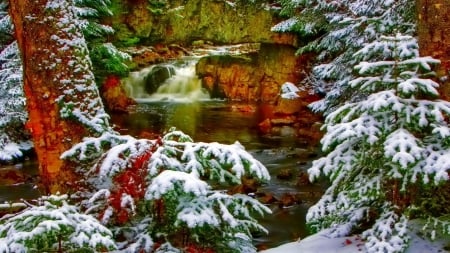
[
  {"xmin": 272, "ymin": 0, "xmax": 415, "ymax": 114},
  {"xmin": 307, "ymin": 33, "xmax": 450, "ymax": 253},
  {"xmin": 0, "ymin": 2, "xmax": 30, "ymax": 162},
  {"xmin": 74, "ymin": 0, "xmax": 131, "ymax": 82},
  {"xmin": 0, "ymin": 194, "xmax": 117, "ymax": 252}
]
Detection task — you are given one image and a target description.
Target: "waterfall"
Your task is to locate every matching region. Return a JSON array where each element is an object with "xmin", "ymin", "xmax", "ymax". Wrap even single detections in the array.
[
  {"xmin": 122, "ymin": 59, "xmax": 210, "ymax": 102},
  {"xmin": 122, "ymin": 66, "xmax": 153, "ymax": 99}
]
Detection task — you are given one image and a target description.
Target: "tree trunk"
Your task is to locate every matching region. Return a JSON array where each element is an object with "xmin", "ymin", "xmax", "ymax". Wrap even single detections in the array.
[
  {"xmin": 9, "ymin": 0, "xmax": 110, "ymax": 194},
  {"xmin": 417, "ymin": 0, "xmax": 450, "ymax": 100}
]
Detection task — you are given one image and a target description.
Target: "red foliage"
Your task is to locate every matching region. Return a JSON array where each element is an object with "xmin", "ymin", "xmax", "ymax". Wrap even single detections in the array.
[
  {"xmin": 185, "ymin": 244, "xmax": 215, "ymax": 253},
  {"xmin": 99, "ymin": 143, "xmax": 161, "ymax": 224},
  {"xmin": 102, "ymin": 75, "xmax": 121, "ymax": 91}
]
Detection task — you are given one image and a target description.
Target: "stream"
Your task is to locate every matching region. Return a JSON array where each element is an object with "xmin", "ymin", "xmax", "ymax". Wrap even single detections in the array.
[
  {"xmin": 114, "ymin": 45, "xmax": 326, "ymax": 249},
  {"xmin": 111, "ymin": 100, "xmax": 324, "ymax": 249},
  {"xmin": 0, "ymin": 44, "xmax": 325, "ymax": 250}
]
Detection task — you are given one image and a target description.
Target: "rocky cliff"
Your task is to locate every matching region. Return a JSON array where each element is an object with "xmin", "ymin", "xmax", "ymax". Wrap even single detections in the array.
[
  {"xmin": 196, "ymin": 44, "xmax": 304, "ymax": 103},
  {"xmin": 109, "ymin": 0, "xmax": 297, "ymax": 46}
]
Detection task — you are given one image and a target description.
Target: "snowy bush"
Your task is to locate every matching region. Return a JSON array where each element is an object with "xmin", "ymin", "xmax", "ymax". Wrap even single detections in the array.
[
  {"xmin": 0, "ymin": 194, "xmax": 117, "ymax": 252},
  {"xmin": 62, "ymin": 128, "xmax": 271, "ymax": 252},
  {"xmin": 306, "ymin": 34, "xmax": 450, "ymax": 253}
]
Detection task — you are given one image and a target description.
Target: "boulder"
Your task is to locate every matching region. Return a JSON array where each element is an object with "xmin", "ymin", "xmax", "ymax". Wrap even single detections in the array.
[
  {"xmin": 276, "ymin": 168, "xmax": 294, "ymax": 180},
  {"xmin": 144, "ymin": 65, "xmax": 176, "ymax": 94},
  {"xmin": 101, "ymin": 75, "xmax": 136, "ymax": 113},
  {"xmin": 196, "ymin": 44, "xmax": 302, "ymax": 103}
]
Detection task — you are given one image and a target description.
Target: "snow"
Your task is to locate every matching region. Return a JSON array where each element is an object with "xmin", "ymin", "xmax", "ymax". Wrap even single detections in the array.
[
  {"xmin": 384, "ymin": 129, "xmax": 422, "ymax": 169},
  {"xmin": 280, "ymin": 82, "xmax": 300, "ymax": 99},
  {"xmin": 260, "ymin": 220, "xmax": 449, "ymax": 253},
  {"xmin": 146, "ymin": 170, "xmax": 210, "ymax": 199},
  {"xmin": 271, "ymin": 17, "xmax": 298, "ymax": 32}
]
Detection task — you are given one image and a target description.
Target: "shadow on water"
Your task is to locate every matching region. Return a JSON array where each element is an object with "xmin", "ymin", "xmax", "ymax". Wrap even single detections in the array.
[
  {"xmin": 0, "ymin": 158, "xmax": 40, "ymax": 203},
  {"xmin": 110, "ymin": 100, "xmax": 325, "ymax": 249}
]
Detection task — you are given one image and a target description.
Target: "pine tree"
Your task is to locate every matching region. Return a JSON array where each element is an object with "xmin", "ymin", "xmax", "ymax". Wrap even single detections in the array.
[
  {"xmin": 306, "ymin": 33, "xmax": 450, "ymax": 253},
  {"xmin": 272, "ymin": 0, "xmax": 416, "ymax": 114},
  {"xmin": 0, "ymin": 194, "xmax": 117, "ymax": 252},
  {"xmin": 74, "ymin": 0, "xmax": 131, "ymax": 82}
]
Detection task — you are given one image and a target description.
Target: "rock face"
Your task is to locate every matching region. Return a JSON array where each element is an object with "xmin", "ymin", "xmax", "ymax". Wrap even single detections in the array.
[
  {"xmin": 109, "ymin": 0, "xmax": 297, "ymax": 46},
  {"xmin": 258, "ymin": 90, "xmax": 324, "ymax": 144},
  {"xmin": 102, "ymin": 75, "xmax": 136, "ymax": 113},
  {"xmin": 196, "ymin": 44, "xmax": 303, "ymax": 103}
]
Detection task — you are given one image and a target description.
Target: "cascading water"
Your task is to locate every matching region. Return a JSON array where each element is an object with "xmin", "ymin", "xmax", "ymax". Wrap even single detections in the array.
[{"xmin": 122, "ymin": 58, "xmax": 210, "ymax": 102}]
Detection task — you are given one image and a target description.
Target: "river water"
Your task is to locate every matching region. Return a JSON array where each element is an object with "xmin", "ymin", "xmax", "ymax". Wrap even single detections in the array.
[
  {"xmin": 115, "ymin": 46, "xmax": 327, "ymax": 248},
  {"xmin": 110, "ymin": 100, "xmax": 323, "ymax": 249}
]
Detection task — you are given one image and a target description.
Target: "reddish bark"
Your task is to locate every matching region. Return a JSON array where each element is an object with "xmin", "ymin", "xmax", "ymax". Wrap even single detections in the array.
[
  {"xmin": 417, "ymin": 0, "xmax": 450, "ymax": 100},
  {"xmin": 8, "ymin": 0, "xmax": 101, "ymax": 193}
]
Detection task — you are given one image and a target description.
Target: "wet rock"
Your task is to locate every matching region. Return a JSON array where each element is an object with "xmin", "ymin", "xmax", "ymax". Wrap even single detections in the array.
[
  {"xmin": 258, "ymin": 118, "xmax": 272, "ymax": 134},
  {"xmin": 196, "ymin": 44, "xmax": 302, "ymax": 103},
  {"xmin": 279, "ymin": 193, "xmax": 298, "ymax": 207},
  {"xmin": 296, "ymin": 171, "xmax": 311, "ymax": 187},
  {"xmin": 230, "ymin": 176, "xmax": 260, "ymax": 194},
  {"xmin": 0, "ymin": 169, "xmax": 27, "ymax": 185},
  {"xmin": 144, "ymin": 65, "xmax": 176, "ymax": 94},
  {"xmin": 274, "ymin": 96, "xmax": 303, "ymax": 115},
  {"xmin": 270, "ymin": 116, "xmax": 297, "ymax": 125},
  {"xmin": 257, "ymin": 192, "xmax": 278, "ymax": 205},
  {"xmin": 297, "ymin": 121, "xmax": 324, "ymax": 146},
  {"xmin": 276, "ymin": 168, "xmax": 294, "ymax": 180},
  {"xmin": 101, "ymin": 75, "xmax": 136, "ymax": 113},
  {"xmin": 111, "ymin": 0, "xmax": 298, "ymax": 46},
  {"xmin": 123, "ymin": 45, "xmax": 189, "ymax": 68},
  {"xmin": 231, "ymin": 104, "xmax": 256, "ymax": 114}
]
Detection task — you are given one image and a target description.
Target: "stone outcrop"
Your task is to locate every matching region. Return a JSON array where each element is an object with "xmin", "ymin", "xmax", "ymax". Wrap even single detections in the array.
[
  {"xmin": 109, "ymin": 0, "xmax": 297, "ymax": 46},
  {"xmin": 101, "ymin": 75, "xmax": 136, "ymax": 113},
  {"xmin": 196, "ymin": 43, "xmax": 304, "ymax": 103},
  {"xmin": 122, "ymin": 44, "xmax": 190, "ymax": 69},
  {"xmin": 257, "ymin": 87, "xmax": 324, "ymax": 144}
]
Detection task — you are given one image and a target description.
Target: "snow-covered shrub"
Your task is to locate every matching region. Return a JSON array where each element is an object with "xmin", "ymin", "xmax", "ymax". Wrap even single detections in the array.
[
  {"xmin": 306, "ymin": 34, "xmax": 450, "ymax": 253},
  {"xmin": 0, "ymin": 194, "xmax": 117, "ymax": 252},
  {"xmin": 62, "ymin": 128, "xmax": 271, "ymax": 252}
]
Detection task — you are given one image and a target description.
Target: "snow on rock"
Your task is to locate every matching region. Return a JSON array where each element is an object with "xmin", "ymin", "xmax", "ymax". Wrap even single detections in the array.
[{"xmin": 280, "ymin": 82, "xmax": 300, "ymax": 99}]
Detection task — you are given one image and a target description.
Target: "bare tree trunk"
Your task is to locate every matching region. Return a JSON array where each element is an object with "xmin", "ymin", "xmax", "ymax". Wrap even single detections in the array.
[
  {"xmin": 9, "ymin": 0, "xmax": 110, "ymax": 194},
  {"xmin": 417, "ymin": 0, "xmax": 450, "ymax": 100}
]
